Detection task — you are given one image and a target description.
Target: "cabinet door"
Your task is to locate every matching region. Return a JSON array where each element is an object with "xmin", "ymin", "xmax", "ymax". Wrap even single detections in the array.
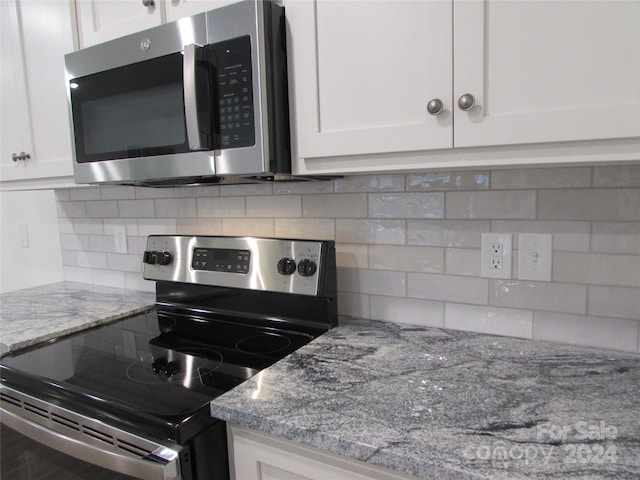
[
  {"xmin": 76, "ymin": 0, "xmax": 163, "ymax": 48},
  {"xmin": 453, "ymin": 0, "xmax": 640, "ymax": 147},
  {"xmin": 164, "ymin": 0, "xmax": 238, "ymax": 23},
  {"xmin": 287, "ymin": 0, "xmax": 452, "ymax": 160},
  {"xmin": 19, "ymin": 0, "xmax": 76, "ymax": 180},
  {"xmin": 1, "ymin": 0, "xmax": 34, "ymax": 182}
]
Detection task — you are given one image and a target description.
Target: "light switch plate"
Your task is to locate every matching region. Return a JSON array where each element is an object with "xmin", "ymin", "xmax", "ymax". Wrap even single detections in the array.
[
  {"xmin": 518, "ymin": 234, "xmax": 552, "ymax": 281},
  {"xmin": 481, "ymin": 233, "xmax": 512, "ymax": 279}
]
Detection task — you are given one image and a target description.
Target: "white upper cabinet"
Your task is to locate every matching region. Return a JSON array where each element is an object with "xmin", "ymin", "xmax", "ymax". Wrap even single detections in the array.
[
  {"xmin": 287, "ymin": 0, "xmax": 452, "ymax": 159},
  {"xmin": 165, "ymin": 0, "xmax": 239, "ymax": 23},
  {"xmin": 76, "ymin": 0, "xmax": 163, "ymax": 48},
  {"xmin": 453, "ymin": 0, "xmax": 640, "ymax": 148},
  {"xmin": 286, "ymin": 0, "xmax": 640, "ymax": 171},
  {"xmin": 77, "ymin": 0, "xmax": 238, "ymax": 47},
  {"xmin": 1, "ymin": 0, "xmax": 76, "ymax": 185}
]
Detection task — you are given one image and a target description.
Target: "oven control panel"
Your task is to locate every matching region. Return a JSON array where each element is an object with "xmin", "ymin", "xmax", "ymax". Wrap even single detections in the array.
[{"xmin": 143, "ymin": 235, "xmax": 334, "ymax": 296}]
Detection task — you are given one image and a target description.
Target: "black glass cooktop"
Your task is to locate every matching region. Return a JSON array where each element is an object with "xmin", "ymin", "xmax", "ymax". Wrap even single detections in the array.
[{"xmin": 0, "ymin": 309, "xmax": 316, "ymax": 442}]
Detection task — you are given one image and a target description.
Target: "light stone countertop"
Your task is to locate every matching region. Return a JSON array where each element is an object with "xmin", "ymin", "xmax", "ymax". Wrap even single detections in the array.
[
  {"xmin": 0, "ymin": 282, "xmax": 155, "ymax": 356},
  {"xmin": 210, "ymin": 317, "xmax": 640, "ymax": 480}
]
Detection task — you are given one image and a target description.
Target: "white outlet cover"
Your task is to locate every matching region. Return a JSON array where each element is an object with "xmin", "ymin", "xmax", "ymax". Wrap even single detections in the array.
[
  {"xmin": 518, "ymin": 233, "xmax": 552, "ymax": 282},
  {"xmin": 113, "ymin": 225, "xmax": 128, "ymax": 254},
  {"xmin": 481, "ymin": 233, "xmax": 512, "ymax": 279}
]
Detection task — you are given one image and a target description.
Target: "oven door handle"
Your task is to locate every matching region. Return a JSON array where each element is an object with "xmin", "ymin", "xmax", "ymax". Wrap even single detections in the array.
[
  {"xmin": 183, "ymin": 43, "xmax": 209, "ymax": 152},
  {"xmin": 1, "ymin": 407, "xmax": 182, "ymax": 480}
]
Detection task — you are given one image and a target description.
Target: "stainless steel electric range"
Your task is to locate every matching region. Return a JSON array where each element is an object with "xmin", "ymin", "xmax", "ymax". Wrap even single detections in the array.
[{"xmin": 0, "ymin": 235, "xmax": 337, "ymax": 480}]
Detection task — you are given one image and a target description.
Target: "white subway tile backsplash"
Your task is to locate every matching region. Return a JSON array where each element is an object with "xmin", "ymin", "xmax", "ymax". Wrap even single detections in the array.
[
  {"xmin": 408, "ymin": 273, "xmax": 488, "ymax": 305},
  {"xmin": 100, "ymin": 186, "xmax": 136, "ymax": 200},
  {"xmin": 77, "ymin": 251, "xmax": 107, "ymax": 269},
  {"xmin": 490, "ymin": 280, "xmax": 587, "ymax": 315},
  {"xmin": 589, "ymin": 286, "xmax": 640, "ymax": 320},
  {"xmin": 117, "ymin": 200, "xmax": 154, "ymax": 218},
  {"xmin": 369, "ymin": 193, "xmax": 444, "ymax": 219},
  {"xmin": 57, "ymin": 201, "xmax": 86, "ymax": 218},
  {"xmin": 106, "ymin": 253, "xmax": 142, "ymax": 273},
  {"xmin": 174, "ymin": 185, "xmax": 219, "ymax": 198},
  {"xmin": 63, "ymin": 266, "xmax": 92, "ymax": 284},
  {"xmin": 445, "ymin": 248, "xmax": 481, "ymax": 277},
  {"xmin": 60, "ymin": 233, "xmax": 90, "ymax": 251},
  {"xmin": 154, "ymin": 198, "xmax": 197, "ymax": 218},
  {"xmin": 334, "ymin": 174, "xmax": 405, "ymax": 193},
  {"xmin": 446, "ymin": 191, "xmax": 537, "ymax": 219},
  {"xmin": 335, "ymin": 244, "xmax": 368, "ymax": 269},
  {"xmin": 338, "ymin": 292, "xmax": 370, "ymax": 318},
  {"xmin": 138, "ymin": 218, "xmax": 177, "ymax": 236},
  {"xmin": 591, "ymin": 222, "xmax": 640, "ymax": 255},
  {"xmin": 369, "ymin": 245, "xmax": 444, "ymax": 273},
  {"xmin": 275, "ymin": 218, "xmax": 335, "ymax": 239},
  {"xmin": 220, "ymin": 183, "xmax": 273, "ymax": 197},
  {"xmin": 104, "ymin": 219, "xmax": 138, "ymax": 236},
  {"xmin": 134, "ymin": 187, "xmax": 175, "ymax": 199},
  {"xmin": 71, "ymin": 218, "xmax": 104, "ymax": 235},
  {"xmin": 407, "ymin": 171, "xmax": 490, "ymax": 191},
  {"xmin": 336, "ymin": 219, "xmax": 405, "ymax": 245},
  {"xmin": 54, "ymin": 165, "xmax": 640, "ymax": 352},
  {"xmin": 407, "ymin": 220, "xmax": 489, "ymax": 248},
  {"xmin": 533, "ymin": 312, "xmax": 639, "ymax": 352},
  {"xmin": 176, "ymin": 218, "xmax": 223, "ymax": 235},
  {"xmin": 222, "ymin": 218, "xmax": 274, "ymax": 237},
  {"xmin": 553, "ymin": 252, "xmax": 640, "ymax": 288},
  {"xmin": 593, "ymin": 165, "xmax": 640, "ymax": 187},
  {"xmin": 246, "ymin": 195, "xmax": 301, "ymax": 218},
  {"xmin": 70, "ymin": 188, "xmax": 101, "ymax": 201},
  {"xmin": 492, "ymin": 220, "xmax": 590, "ymax": 252},
  {"xmin": 91, "ymin": 269, "xmax": 125, "ymax": 288},
  {"xmin": 196, "ymin": 196, "xmax": 245, "ymax": 217},
  {"xmin": 491, "ymin": 167, "xmax": 591, "ymax": 189},
  {"xmin": 86, "ymin": 201, "xmax": 119, "ymax": 218},
  {"xmin": 445, "ymin": 303, "xmax": 533, "ymax": 338},
  {"xmin": 338, "ymin": 268, "xmax": 406, "ymax": 296},
  {"xmin": 303, "ymin": 193, "xmax": 368, "ymax": 218},
  {"xmin": 538, "ymin": 189, "xmax": 640, "ymax": 221},
  {"xmin": 369, "ymin": 296, "xmax": 444, "ymax": 327}
]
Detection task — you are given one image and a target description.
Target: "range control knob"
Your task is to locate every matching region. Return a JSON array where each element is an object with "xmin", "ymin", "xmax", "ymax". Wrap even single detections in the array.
[
  {"xmin": 143, "ymin": 250, "xmax": 156, "ymax": 264},
  {"xmin": 143, "ymin": 250, "xmax": 172, "ymax": 265},
  {"xmin": 297, "ymin": 259, "xmax": 317, "ymax": 277},
  {"xmin": 277, "ymin": 257, "xmax": 296, "ymax": 275},
  {"xmin": 158, "ymin": 251, "xmax": 172, "ymax": 266}
]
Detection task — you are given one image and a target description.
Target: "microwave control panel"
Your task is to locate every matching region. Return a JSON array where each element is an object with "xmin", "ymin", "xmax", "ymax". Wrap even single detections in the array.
[{"xmin": 211, "ymin": 36, "xmax": 255, "ymax": 149}]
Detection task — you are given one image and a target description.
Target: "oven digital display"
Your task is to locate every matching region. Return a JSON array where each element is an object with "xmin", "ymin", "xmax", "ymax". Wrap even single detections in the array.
[{"xmin": 192, "ymin": 248, "xmax": 250, "ymax": 273}]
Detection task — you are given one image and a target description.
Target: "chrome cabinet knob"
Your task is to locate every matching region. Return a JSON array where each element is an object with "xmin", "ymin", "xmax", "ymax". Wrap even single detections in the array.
[
  {"xmin": 11, "ymin": 152, "xmax": 30, "ymax": 162},
  {"xmin": 427, "ymin": 98, "xmax": 444, "ymax": 116},
  {"xmin": 457, "ymin": 93, "xmax": 476, "ymax": 111},
  {"xmin": 142, "ymin": 0, "xmax": 155, "ymax": 7}
]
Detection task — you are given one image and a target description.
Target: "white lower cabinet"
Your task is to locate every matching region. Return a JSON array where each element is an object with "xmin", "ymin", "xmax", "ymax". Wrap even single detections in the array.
[
  {"xmin": 286, "ymin": 0, "xmax": 640, "ymax": 175},
  {"xmin": 228, "ymin": 425, "xmax": 418, "ymax": 480}
]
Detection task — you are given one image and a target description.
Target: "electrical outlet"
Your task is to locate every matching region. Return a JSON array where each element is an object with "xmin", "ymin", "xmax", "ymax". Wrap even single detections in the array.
[
  {"xmin": 481, "ymin": 233, "xmax": 512, "ymax": 279},
  {"xmin": 18, "ymin": 223, "xmax": 30, "ymax": 248},
  {"xmin": 518, "ymin": 233, "xmax": 552, "ymax": 281},
  {"xmin": 113, "ymin": 225, "xmax": 128, "ymax": 254}
]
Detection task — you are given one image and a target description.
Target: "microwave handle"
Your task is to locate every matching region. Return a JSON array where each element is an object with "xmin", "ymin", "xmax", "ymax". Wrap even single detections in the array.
[{"xmin": 183, "ymin": 44, "xmax": 207, "ymax": 151}]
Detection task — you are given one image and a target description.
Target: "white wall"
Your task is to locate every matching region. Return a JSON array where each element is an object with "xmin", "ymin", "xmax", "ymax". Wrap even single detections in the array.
[{"xmin": 0, "ymin": 189, "xmax": 63, "ymax": 292}]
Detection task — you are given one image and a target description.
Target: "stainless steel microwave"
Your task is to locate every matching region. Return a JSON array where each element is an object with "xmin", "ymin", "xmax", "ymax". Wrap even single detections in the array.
[{"xmin": 64, "ymin": 0, "xmax": 291, "ymax": 186}]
